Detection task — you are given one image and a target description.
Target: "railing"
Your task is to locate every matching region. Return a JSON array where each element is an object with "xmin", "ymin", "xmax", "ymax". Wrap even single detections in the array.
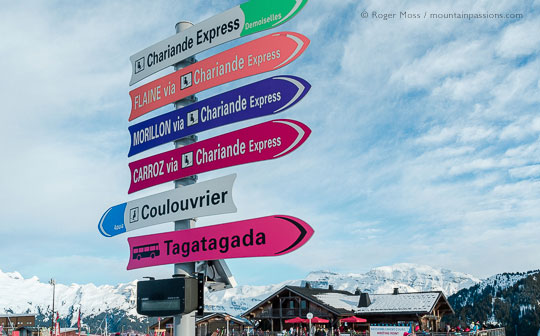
[
  {"xmin": 258, "ymin": 309, "xmax": 329, "ymax": 319},
  {"xmin": 414, "ymin": 328, "xmax": 506, "ymax": 336},
  {"xmin": 242, "ymin": 328, "xmax": 506, "ymax": 336}
]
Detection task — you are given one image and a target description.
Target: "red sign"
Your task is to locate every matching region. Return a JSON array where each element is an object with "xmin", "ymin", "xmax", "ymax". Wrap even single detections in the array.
[
  {"xmin": 128, "ymin": 119, "xmax": 310, "ymax": 194},
  {"xmin": 129, "ymin": 32, "xmax": 310, "ymax": 121},
  {"xmin": 127, "ymin": 215, "xmax": 314, "ymax": 270}
]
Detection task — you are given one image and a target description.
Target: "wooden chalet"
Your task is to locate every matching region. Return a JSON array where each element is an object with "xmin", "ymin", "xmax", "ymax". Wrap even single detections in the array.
[
  {"xmin": 241, "ymin": 283, "xmax": 454, "ymax": 332},
  {"xmin": 149, "ymin": 313, "xmax": 251, "ymax": 336}
]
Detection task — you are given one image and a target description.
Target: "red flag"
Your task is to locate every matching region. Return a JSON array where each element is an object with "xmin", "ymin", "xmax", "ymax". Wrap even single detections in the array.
[
  {"xmin": 77, "ymin": 309, "xmax": 81, "ymax": 336},
  {"xmin": 56, "ymin": 312, "xmax": 59, "ymax": 322}
]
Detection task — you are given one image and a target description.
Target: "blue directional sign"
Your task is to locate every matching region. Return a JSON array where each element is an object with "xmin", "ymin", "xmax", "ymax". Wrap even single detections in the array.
[
  {"xmin": 128, "ymin": 75, "xmax": 311, "ymax": 157},
  {"xmin": 98, "ymin": 175, "xmax": 237, "ymax": 237}
]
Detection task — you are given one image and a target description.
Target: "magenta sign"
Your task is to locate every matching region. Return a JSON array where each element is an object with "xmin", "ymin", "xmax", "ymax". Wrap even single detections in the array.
[
  {"xmin": 126, "ymin": 215, "xmax": 314, "ymax": 270},
  {"xmin": 128, "ymin": 119, "xmax": 311, "ymax": 194}
]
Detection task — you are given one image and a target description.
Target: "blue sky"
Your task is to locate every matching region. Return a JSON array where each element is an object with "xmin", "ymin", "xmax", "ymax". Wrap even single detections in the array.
[{"xmin": 1, "ymin": 0, "xmax": 539, "ymax": 287}]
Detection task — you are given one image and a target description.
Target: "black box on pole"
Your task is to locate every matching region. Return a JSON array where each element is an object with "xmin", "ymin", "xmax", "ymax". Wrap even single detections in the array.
[{"xmin": 137, "ymin": 277, "xmax": 198, "ymax": 316}]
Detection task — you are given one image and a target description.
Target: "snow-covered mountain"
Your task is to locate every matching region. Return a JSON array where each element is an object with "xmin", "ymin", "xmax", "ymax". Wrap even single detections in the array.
[
  {"xmin": 302, "ymin": 263, "xmax": 480, "ymax": 295},
  {"xmin": 0, "ymin": 270, "xmax": 139, "ymax": 327},
  {"xmin": 446, "ymin": 270, "xmax": 540, "ymax": 335},
  {"xmin": 448, "ymin": 269, "xmax": 540, "ymax": 310},
  {"xmin": 204, "ymin": 263, "xmax": 481, "ymax": 315},
  {"xmin": 0, "ymin": 263, "xmax": 480, "ymax": 328}
]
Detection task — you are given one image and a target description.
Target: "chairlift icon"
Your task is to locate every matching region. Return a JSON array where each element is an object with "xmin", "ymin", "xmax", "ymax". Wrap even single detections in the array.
[
  {"xmin": 181, "ymin": 72, "xmax": 193, "ymax": 90},
  {"xmin": 181, "ymin": 152, "xmax": 194, "ymax": 168},
  {"xmin": 134, "ymin": 57, "xmax": 145, "ymax": 74},
  {"xmin": 187, "ymin": 110, "xmax": 199, "ymax": 126},
  {"xmin": 129, "ymin": 207, "xmax": 139, "ymax": 223}
]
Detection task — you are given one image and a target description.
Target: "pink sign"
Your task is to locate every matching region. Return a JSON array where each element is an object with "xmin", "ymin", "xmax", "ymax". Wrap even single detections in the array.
[
  {"xmin": 128, "ymin": 119, "xmax": 310, "ymax": 194},
  {"xmin": 127, "ymin": 215, "xmax": 314, "ymax": 270},
  {"xmin": 129, "ymin": 32, "xmax": 310, "ymax": 121}
]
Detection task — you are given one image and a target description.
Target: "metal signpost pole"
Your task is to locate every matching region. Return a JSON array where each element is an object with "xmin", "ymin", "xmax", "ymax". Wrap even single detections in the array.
[
  {"xmin": 173, "ymin": 20, "xmax": 197, "ymax": 336},
  {"xmin": 49, "ymin": 279, "xmax": 55, "ymax": 336}
]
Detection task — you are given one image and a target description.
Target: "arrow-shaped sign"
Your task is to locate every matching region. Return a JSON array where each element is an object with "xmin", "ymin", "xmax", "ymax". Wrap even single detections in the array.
[
  {"xmin": 128, "ymin": 75, "xmax": 311, "ymax": 157},
  {"xmin": 128, "ymin": 119, "xmax": 310, "ymax": 194},
  {"xmin": 126, "ymin": 215, "xmax": 314, "ymax": 270},
  {"xmin": 129, "ymin": 0, "xmax": 309, "ymax": 85},
  {"xmin": 129, "ymin": 32, "xmax": 309, "ymax": 121},
  {"xmin": 98, "ymin": 174, "xmax": 237, "ymax": 237}
]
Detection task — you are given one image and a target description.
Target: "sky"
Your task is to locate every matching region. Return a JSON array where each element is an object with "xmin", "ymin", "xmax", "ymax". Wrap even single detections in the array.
[{"xmin": 0, "ymin": 0, "xmax": 539, "ymax": 288}]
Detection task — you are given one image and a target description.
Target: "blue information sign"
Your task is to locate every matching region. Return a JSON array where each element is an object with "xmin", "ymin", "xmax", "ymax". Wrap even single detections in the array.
[{"xmin": 128, "ymin": 75, "xmax": 311, "ymax": 157}]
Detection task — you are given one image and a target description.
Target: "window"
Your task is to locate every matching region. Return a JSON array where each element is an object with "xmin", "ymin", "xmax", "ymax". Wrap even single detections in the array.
[
  {"xmin": 289, "ymin": 301, "xmax": 294, "ymax": 309},
  {"xmin": 301, "ymin": 300, "xmax": 306, "ymax": 309}
]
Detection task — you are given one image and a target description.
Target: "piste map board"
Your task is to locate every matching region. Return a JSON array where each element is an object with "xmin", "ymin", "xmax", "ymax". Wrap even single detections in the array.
[{"xmin": 129, "ymin": 0, "xmax": 309, "ymax": 84}]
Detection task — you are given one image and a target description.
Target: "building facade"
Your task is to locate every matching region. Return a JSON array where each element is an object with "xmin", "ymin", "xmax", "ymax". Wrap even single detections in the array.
[
  {"xmin": 241, "ymin": 284, "xmax": 454, "ymax": 332},
  {"xmin": 149, "ymin": 313, "xmax": 251, "ymax": 336},
  {"xmin": 0, "ymin": 315, "xmax": 35, "ymax": 330}
]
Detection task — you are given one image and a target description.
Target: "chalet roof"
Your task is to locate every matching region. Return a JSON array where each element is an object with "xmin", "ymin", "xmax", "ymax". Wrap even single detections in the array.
[
  {"xmin": 242, "ymin": 285, "xmax": 454, "ymax": 318},
  {"xmin": 286, "ymin": 286, "xmax": 356, "ymax": 315},
  {"xmin": 315, "ymin": 291, "xmax": 454, "ymax": 315},
  {"xmin": 197, "ymin": 313, "xmax": 252, "ymax": 326},
  {"xmin": 242, "ymin": 285, "xmax": 356, "ymax": 317}
]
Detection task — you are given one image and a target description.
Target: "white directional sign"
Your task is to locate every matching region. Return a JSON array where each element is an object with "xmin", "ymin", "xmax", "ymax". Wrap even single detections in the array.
[
  {"xmin": 98, "ymin": 174, "xmax": 237, "ymax": 237},
  {"xmin": 129, "ymin": 0, "xmax": 308, "ymax": 84}
]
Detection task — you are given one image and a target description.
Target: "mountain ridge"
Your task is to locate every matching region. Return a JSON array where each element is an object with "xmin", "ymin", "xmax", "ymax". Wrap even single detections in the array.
[{"xmin": 0, "ymin": 263, "xmax": 479, "ymax": 322}]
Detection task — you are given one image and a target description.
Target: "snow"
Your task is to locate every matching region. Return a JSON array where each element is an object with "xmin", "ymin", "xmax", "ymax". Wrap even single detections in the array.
[
  {"xmin": 315, "ymin": 292, "xmax": 441, "ymax": 313},
  {"xmin": 0, "ymin": 263, "xmax": 480, "ymax": 320},
  {"xmin": 0, "ymin": 269, "xmax": 139, "ymax": 321}
]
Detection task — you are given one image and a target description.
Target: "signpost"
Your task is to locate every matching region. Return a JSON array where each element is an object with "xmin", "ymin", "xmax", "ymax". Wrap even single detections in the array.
[
  {"xmin": 129, "ymin": 0, "xmax": 309, "ymax": 85},
  {"xmin": 127, "ymin": 215, "xmax": 314, "ymax": 270},
  {"xmin": 104, "ymin": 2, "xmax": 314, "ymax": 336},
  {"xmin": 129, "ymin": 32, "xmax": 310, "ymax": 120},
  {"xmin": 98, "ymin": 174, "xmax": 237, "ymax": 237},
  {"xmin": 128, "ymin": 119, "xmax": 311, "ymax": 193},
  {"xmin": 307, "ymin": 312, "xmax": 313, "ymax": 336},
  {"xmin": 128, "ymin": 75, "xmax": 311, "ymax": 157}
]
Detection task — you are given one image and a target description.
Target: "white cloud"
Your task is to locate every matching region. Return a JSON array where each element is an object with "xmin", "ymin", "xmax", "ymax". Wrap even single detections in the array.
[
  {"xmin": 1, "ymin": 0, "xmax": 540, "ymax": 286},
  {"xmin": 509, "ymin": 164, "xmax": 540, "ymax": 179},
  {"xmin": 496, "ymin": 18, "xmax": 540, "ymax": 58}
]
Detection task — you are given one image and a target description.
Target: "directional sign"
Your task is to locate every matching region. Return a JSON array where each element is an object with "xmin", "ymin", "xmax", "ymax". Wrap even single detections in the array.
[
  {"xmin": 128, "ymin": 75, "xmax": 311, "ymax": 157},
  {"xmin": 98, "ymin": 174, "xmax": 237, "ymax": 237},
  {"xmin": 126, "ymin": 215, "xmax": 314, "ymax": 270},
  {"xmin": 128, "ymin": 119, "xmax": 310, "ymax": 194},
  {"xmin": 129, "ymin": 32, "xmax": 310, "ymax": 121},
  {"xmin": 129, "ymin": 0, "xmax": 309, "ymax": 85}
]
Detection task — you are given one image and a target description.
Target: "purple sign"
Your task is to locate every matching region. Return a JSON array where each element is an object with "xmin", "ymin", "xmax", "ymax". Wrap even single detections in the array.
[{"xmin": 128, "ymin": 75, "xmax": 310, "ymax": 157}]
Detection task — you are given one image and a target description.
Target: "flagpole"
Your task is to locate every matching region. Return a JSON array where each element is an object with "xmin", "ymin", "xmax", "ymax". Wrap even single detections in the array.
[
  {"xmin": 49, "ymin": 279, "xmax": 56, "ymax": 336},
  {"xmin": 78, "ymin": 308, "xmax": 81, "ymax": 336}
]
